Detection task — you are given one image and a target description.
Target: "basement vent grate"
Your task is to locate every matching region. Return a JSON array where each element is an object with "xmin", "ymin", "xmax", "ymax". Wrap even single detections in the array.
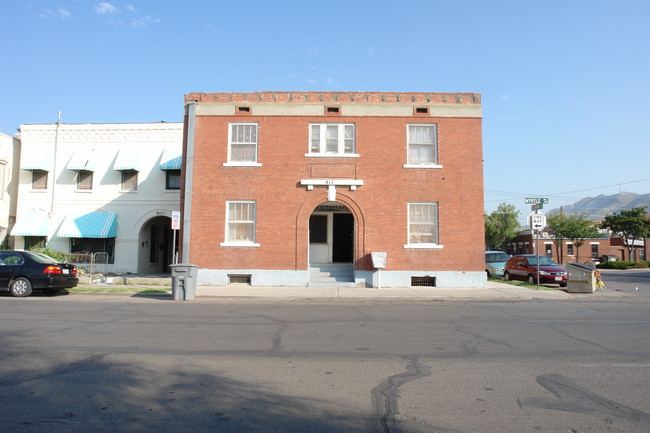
[
  {"xmin": 411, "ymin": 276, "xmax": 436, "ymax": 287},
  {"xmin": 228, "ymin": 274, "xmax": 252, "ymax": 285}
]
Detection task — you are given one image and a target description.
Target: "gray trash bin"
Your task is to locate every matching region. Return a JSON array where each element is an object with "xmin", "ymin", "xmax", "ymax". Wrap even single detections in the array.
[
  {"xmin": 170, "ymin": 264, "xmax": 198, "ymax": 300},
  {"xmin": 565, "ymin": 262, "xmax": 596, "ymax": 293}
]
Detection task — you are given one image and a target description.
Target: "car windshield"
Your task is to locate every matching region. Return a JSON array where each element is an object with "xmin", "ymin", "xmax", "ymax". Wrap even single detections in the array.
[
  {"xmin": 27, "ymin": 252, "xmax": 59, "ymax": 264},
  {"xmin": 486, "ymin": 253, "xmax": 509, "ymax": 263},
  {"xmin": 527, "ymin": 256, "xmax": 558, "ymax": 266}
]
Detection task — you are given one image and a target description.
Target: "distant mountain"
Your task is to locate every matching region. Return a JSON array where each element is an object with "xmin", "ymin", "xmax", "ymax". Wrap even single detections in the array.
[{"xmin": 548, "ymin": 192, "xmax": 650, "ymax": 220}]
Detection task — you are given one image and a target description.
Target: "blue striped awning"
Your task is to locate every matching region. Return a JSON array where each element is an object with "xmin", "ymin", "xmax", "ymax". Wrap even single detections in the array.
[
  {"xmin": 66, "ymin": 149, "xmax": 95, "ymax": 171},
  {"xmin": 159, "ymin": 147, "xmax": 182, "ymax": 170},
  {"xmin": 58, "ymin": 212, "xmax": 117, "ymax": 238},
  {"xmin": 11, "ymin": 211, "xmax": 49, "ymax": 236},
  {"xmin": 21, "ymin": 147, "xmax": 53, "ymax": 171},
  {"xmin": 113, "ymin": 147, "xmax": 140, "ymax": 171}
]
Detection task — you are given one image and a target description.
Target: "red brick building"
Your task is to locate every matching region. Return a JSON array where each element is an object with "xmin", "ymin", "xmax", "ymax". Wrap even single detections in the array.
[{"xmin": 180, "ymin": 91, "xmax": 484, "ymax": 288}]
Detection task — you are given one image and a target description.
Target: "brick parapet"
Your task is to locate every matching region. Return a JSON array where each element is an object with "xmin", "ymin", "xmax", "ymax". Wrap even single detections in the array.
[{"xmin": 185, "ymin": 91, "xmax": 481, "ymax": 105}]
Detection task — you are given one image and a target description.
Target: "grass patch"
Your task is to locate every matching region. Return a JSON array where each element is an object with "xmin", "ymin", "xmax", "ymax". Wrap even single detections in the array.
[{"xmin": 489, "ymin": 278, "xmax": 560, "ymax": 291}]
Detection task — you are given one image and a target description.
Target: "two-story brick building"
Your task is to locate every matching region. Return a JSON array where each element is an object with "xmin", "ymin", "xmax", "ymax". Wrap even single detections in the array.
[{"xmin": 180, "ymin": 91, "xmax": 484, "ymax": 288}]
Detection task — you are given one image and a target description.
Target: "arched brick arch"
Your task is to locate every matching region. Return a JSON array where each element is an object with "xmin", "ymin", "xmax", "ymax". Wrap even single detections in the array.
[{"xmin": 294, "ymin": 191, "xmax": 366, "ymax": 270}]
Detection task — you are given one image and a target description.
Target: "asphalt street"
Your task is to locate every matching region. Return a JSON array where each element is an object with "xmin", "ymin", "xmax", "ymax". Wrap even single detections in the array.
[{"xmin": 1, "ymin": 289, "xmax": 649, "ymax": 433}]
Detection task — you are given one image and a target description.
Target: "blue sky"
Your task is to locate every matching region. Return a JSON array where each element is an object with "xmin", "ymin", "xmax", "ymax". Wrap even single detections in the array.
[{"xmin": 2, "ymin": 1, "xmax": 649, "ymax": 221}]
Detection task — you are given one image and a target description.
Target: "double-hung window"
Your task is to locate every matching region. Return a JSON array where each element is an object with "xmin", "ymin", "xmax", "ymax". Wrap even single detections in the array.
[
  {"xmin": 227, "ymin": 123, "xmax": 259, "ymax": 165},
  {"xmin": 308, "ymin": 123, "xmax": 356, "ymax": 156},
  {"xmin": 166, "ymin": 170, "xmax": 181, "ymax": 190},
  {"xmin": 406, "ymin": 124, "xmax": 439, "ymax": 166},
  {"xmin": 121, "ymin": 170, "xmax": 138, "ymax": 192},
  {"xmin": 76, "ymin": 171, "xmax": 93, "ymax": 191},
  {"xmin": 32, "ymin": 170, "xmax": 48, "ymax": 190},
  {"xmin": 221, "ymin": 201, "xmax": 259, "ymax": 246},
  {"xmin": 406, "ymin": 202, "xmax": 441, "ymax": 248}
]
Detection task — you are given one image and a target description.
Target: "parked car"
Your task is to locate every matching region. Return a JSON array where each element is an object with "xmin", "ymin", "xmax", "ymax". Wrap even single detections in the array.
[
  {"xmin": 485, "ymin": 251, "xmax": 510, "ymax": 278},
  {"xmin": 0, "ymin": 250, "xmax": 79, "ymax": 297},
  {"xmin": 504, "ymin": 254, "xmax": 568, "ymax": 287}
]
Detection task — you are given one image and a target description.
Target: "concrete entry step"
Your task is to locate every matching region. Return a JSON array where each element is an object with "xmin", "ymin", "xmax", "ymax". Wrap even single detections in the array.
[{"xmin": 309, "ymin": 263, "xmax": 354, "ymax": 287}]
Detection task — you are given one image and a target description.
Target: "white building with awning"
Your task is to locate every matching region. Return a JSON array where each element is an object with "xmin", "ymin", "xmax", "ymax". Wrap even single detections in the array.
[{"xmin": 13, "ymin": 122, "xmax": 183, "ymax": 274}]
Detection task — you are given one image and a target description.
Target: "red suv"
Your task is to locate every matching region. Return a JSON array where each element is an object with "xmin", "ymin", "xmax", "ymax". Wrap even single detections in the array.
[{"xmin": 504, "ymin": 254, "xmax": 568, "ymax": 287}]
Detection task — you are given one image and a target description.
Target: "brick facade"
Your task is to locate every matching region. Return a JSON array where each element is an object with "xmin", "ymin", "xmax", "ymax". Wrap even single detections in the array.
[{"xmin": 180, "ymin": 92, "xmax": 485, "ymax": 287}]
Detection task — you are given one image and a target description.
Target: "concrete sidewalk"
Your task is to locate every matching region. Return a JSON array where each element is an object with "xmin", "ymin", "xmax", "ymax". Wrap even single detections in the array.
[{"xmin": 193, "ymin": 281, "xmax": 574, "ymax": 301}]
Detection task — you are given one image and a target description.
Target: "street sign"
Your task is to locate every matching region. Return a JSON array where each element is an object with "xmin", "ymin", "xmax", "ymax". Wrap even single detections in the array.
[
  {"xmin": 528, "ymin": 211, "xmax": 546, "ymax": 230},
  {"xmin": 531, "ymin": 203, "xmax": 543, "ymax": 211},
  {"xmin": 171, "ymin": 211, "xmax": 181, "ymax": 230},
  {"xmin": 525, "ymin": 198, "xmax": 549, "ymax": 204}
]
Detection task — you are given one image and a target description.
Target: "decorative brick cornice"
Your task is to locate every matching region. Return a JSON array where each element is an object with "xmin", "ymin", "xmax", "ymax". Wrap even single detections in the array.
[{"xmin": 185, "ymin": 91, "xmax": 481, "ymax": 105}]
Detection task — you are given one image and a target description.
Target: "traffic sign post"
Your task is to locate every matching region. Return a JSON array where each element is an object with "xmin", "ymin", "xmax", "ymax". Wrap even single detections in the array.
[
  {"xmin": 525, "ymin": 197, "xmax": 549, "ymax": 204},
  {"xmin": 527, "ymin": 210, "xmax": 546, "ymax": 290},
  {"xmin": 171, "ymin": 211, "xmax": 181, "ymax": 264}
]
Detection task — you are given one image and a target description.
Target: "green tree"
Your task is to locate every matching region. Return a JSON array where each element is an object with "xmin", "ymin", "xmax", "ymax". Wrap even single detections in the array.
[
  {"xmin": 546, "ymin": 212, "xmax": 570, "ymax": 263},
  {"xmin": 484, "ymin": 202, "xmax": 520, "ymax": 251},
  {"xmin": 564, "ymin": 213, "xmax": 601, "ymax": 263},
  {"xmin": 600, "ymin": 207, "xmax": 650, "ymax": 262}
]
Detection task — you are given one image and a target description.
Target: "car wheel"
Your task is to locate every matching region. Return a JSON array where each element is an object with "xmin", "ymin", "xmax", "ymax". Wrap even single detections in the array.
[
  {"xmin": 527, "ymin": 274, "xmax": 537, "ymax": 284},
  {"xmin": 10, "ymin": 277, "xmax": 33, "ymax": 297},
  {"xmin": 504, "ymin": 271, "xmax": 511, "ymax": 281},
  {"xmin": 560, "ymin": 283, "xmax": 567, "ymax": 288}
]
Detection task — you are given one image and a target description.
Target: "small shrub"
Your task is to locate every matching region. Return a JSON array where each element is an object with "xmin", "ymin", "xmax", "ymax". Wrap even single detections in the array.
[
  {"xmin": 29, "ymin": 247, "xmax": 76, "ymax": 263},
  {"xmin": 597, "ymin": 260, "xmax": 648, "ymax": 270}
]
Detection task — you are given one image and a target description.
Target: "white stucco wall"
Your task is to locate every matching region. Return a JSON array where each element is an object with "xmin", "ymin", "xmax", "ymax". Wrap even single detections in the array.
[
  {"xmin": 14, "ymin": 122, "xmax": 183, "ymax": 274},
  {"xmin": 0, "ymin": 132, "xmax": 20, "ymax": 247}
]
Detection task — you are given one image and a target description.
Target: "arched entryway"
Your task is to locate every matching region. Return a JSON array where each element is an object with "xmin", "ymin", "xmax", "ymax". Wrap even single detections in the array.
[
  {"xmin": 137, "ymin": 216, "xmax": 177, "ymax": 274},
  {"xmin": 308, "ymin": 202, "xmax": 354, "ymax": 265}
]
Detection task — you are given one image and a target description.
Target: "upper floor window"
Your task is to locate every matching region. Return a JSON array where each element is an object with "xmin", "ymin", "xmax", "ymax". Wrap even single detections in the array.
[
  {"xmin": 406, "ymin": 124, "xmax": 438, "ymax": 166},
  {"xmin": 228, "ymin": 123, "xmax": 259, "ymax": 164},
  {"xmin": 121, "ymin": 170, "xmax": 138, "ymax": 192},
  {"xmin": 406, "ymin": 202, "xmax": 441, "ymax": 248},
  {"xmin": 32, "ymin": 170, "xmax": 48, "ymax": 190},
  {"xmin": 166, "ymin": 170, "xmax": 181, "ymax": 190},
  {"xmin": 76, "ymin": 171, "xmax": 93, "ymax": 191},
  {"xmin": 308, "ymin": 123, "xmax": 356, "ymax": 156}
]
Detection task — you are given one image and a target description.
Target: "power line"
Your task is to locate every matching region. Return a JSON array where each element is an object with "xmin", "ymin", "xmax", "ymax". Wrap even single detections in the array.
[{"xmin": 485, "ymin": 177, "xmax": 650, "ymax": 197}]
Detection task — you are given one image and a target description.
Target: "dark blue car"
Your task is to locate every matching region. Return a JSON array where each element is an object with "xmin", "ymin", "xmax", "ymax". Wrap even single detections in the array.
[{"xmin": 0, "ymin": 251, "xmax": 79, "ymax": 297}]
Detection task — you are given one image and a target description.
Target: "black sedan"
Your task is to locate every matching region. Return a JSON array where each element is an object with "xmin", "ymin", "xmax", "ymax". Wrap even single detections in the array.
[{"xmin": 0, "ymin": 250, "xmax": 79, "ymax": 297}]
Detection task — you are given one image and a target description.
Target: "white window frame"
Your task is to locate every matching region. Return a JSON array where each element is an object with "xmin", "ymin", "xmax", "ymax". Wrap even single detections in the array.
[
  {"xmin": 121, "ymin": 170, "xmax": 138, "ymax": 192},
  {"xmin": 403, "ymin": 124, "xmax": 441, "ymax": 168},
  {"xmin": 31, "ymin": 170, "xmax": 48, "ymax": 191},
  {"xmin": 225, "ymin": 123, "xmax": 262, "ymax": 167},
  {"xmin": 404, "ymin": 202, "xmax": 442, "ymax": 249},
  {"xmin": 306, "ymin": 123, "xmax": 358, "ymax": 157},
  {"xmin": 566, "ymin": 242, "xmax": 575, "ymax": 256},
  {"xmin": 76, "ymin": 170, "xmax": 93, "ymax": 191},
  {"xmin": 220, "ymin": 200, "xmax": 260, "ymax": 247}
]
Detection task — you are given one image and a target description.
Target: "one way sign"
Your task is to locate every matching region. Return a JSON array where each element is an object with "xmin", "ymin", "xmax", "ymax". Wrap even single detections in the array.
[{"xmin": 528, "ymin": 212, "xmax": 546, "ymax": 230}]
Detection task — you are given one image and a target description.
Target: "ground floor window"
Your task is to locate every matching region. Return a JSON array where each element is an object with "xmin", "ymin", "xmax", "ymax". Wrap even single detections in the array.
[
  {"xmin": 407, "ymin": 202, "xmax": 439, "ymax": 245},
  {"xmin": 545, "ymin": 244, "xmax": 553, "ymax": 257},
  {"xmin": 591, "ymin": 244, "xmax": 599, "ymax": 259},
  {"xmin": 567, "ymin": 244, "xmax": 574, "ymax": 256},
  {"xmin": 70, "ymin": 237, "xmax": 115, "ymax": 264},
  {"xmin": 224, "ymin": 201, "xmax": 257, "ymax": 245},
  {"xmin": 25, "ymin": 236, "xmax": 46, "ymax": 250}
]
